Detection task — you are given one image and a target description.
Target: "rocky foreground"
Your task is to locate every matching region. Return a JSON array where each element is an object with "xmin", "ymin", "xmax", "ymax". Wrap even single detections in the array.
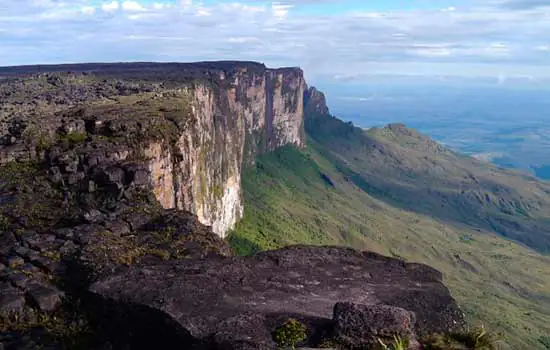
[
  {"xmin": 90, "ymin": 246, "xmax": 465, "ymax": 349},
  {"xmin": 0, "ymin": 63, "xmax": 466, "ymax": 349}
]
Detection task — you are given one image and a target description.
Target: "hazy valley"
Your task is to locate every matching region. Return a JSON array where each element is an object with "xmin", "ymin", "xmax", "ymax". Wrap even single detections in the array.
[{"xmin": 320, "ymin": 78, "xmax": 550, "ymax": 180}]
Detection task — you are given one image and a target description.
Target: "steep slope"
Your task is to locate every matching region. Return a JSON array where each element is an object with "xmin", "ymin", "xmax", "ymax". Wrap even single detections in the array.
[
  {"xmin": 0, "ymin": 62, "xmax": 305, "ymax": 236},
  {"xmin": 230, "ymin": 88, "xmax": 550, "ymax": 349},
  {"xmin": 304, "ymin": 87, "xmax": 550, "ymax": 253}
]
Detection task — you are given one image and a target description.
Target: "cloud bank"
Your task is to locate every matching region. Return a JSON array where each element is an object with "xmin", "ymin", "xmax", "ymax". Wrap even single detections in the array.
[{"xmin": 1, "ymin": 0, "xmax": 549, "ymax": 81}]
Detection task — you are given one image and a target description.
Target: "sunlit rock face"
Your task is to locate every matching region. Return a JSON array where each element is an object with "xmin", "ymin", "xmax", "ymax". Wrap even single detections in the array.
[{"xmin": 143, "ymin": 65, "xmax": 305, "ymax": 237}]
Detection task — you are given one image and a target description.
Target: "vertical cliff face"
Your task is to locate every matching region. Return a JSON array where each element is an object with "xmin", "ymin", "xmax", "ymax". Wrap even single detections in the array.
[
  {"xmin": 0, "ymin": 62, "xmax": 305, "ymax": 238},
  {"xmin": 143, "ymin": 65, "xmax": 306, "ymax": 237}
]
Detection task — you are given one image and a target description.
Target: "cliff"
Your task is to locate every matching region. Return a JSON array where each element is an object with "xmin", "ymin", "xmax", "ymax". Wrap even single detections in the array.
[
  {"xmin": 0, "ymin": 62, "xmax": 467, "ymax": 350},
  {"xmin": 0, "ymin": 62, "xmax": 305, "ymax": 236}
]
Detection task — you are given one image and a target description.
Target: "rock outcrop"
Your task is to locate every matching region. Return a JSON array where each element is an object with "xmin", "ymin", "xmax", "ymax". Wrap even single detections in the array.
[
  {"xmin": 89, "ymin": 245, "xmax": 465, "ymax": 349},
  {"xmin": 304, "ymin": 86, "xmax": 330, "ymax": 117},
  {"xmin": 332, "ymin": 303, "xmax": 417, "ymax": 349}
]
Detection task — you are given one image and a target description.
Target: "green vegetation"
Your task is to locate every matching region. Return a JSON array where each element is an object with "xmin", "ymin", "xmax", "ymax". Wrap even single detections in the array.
[
  {"xmin": 539, "ymin": 336, "xmax": 550, "ymax": 349},
  {"xmin": 230, "ymin": 102, "xmax": 550, "ymax": 349},
  {"xmin": 0, "ymin": 160, "xmax": 66, "ymax": 229},
  {"xmin": 57, "ymin": 131, "xmax": 88, "ymax": 148},
  {"xmin": 377, "ymin": 335, "xmax": 409, "ymax": 350},
  {"xmin": 229, "ymin": 145, "xmax": 344, "ymax": 255},
  {"xmin": 422, "ymin": 326, "xmax": 498, "ymax": 350},
  {"xmin": 272, "ymin": 318, "xmax": 307, "ymax": 349},
  {"xmin": 0, "ymin": 213, "xmax": 11, "ymax": 230},
  {"xmin": 229, "ymin": 144, "xmax": 550, "ymax": 349},
  {"xmin": 22, "ymin": 123, "xmax": 54, "ymax": 152},
  {"xmin": 0, "ymin": 309, "xmax": 93, "ymax": 348},
  {"xmin": 88, "ymin": 230, "xmax": 175, "ymax": 267}
]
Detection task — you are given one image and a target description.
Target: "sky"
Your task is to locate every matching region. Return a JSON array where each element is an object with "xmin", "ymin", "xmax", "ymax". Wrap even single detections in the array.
[{"xmin": 1, "ymin": 0, "xmax": 550, "ymax": 83}]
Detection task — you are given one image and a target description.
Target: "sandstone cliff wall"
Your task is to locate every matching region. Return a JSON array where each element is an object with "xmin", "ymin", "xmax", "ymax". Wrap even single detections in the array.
[
  {"xmin": 142, "ymin": 66, "xmax": 305, "ymax": 236},
  {"xmin": 0, "ymin": 63, "xmax": 305, "ymax": 237}
]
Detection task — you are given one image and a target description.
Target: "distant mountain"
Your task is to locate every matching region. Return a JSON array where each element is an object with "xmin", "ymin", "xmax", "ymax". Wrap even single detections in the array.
[
  {"xmin": 319, "ymin": 81, "xmax": 550, "ymax": 181},
  {"xmin": 306, "ymin": 87, "xmax": 550, "ymax": 253},
  {"xmin": 230, "ymin": 86, "xmax": 550, "ymax": 349}
]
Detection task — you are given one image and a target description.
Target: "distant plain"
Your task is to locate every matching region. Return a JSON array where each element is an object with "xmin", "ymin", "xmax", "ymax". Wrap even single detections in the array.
[{"xmin": 320, "ymin": 78, "xmax": 550, "ymax": 179}]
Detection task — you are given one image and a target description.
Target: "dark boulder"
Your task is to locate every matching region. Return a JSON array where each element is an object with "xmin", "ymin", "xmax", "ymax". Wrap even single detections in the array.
[
  {"xmin": 56, "ymin": 152, "xmax": 79, "ymax": 173},
  {"xmin": 0, "ymin": 283, "xmax": 25, "ymax": 314},
  {"xmin": 333, "ymin": 302, "xmax": 415, "ymax": 349},
  {"xmin": 25, "ymin": 283, "xmax": 64, "ymax": 312},
  {"xmin": 123, "ymin": 163, "xmax": 150, "ymax": 187},
  {"xmin": 94, "ymin": 166, "xmax": 125, "ymax": 187},
  {"xmin": 90, "ymin": 246, "xmax": 466, "ymax": 348},
  {"xmin": 201, "ymin": 313, "xmax": 275, "ymax": 350}
]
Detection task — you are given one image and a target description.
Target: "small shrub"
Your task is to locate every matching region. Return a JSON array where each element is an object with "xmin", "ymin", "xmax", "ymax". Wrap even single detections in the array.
[
  {"xmin": 21, "ymin": 124, "xmax": 54, "ymax": 152},
  {"xmin": 0, "ymin": 214, "xmax": 11, "ymax": 230},
  {"xmin": 422, "ymin": 325, "xmax": 498, "ymax": 350},
  {"xmin": 272, "ymin": 318, "xmax": 307, "ymax": 349},
  {"xmin": 41, "ymin": 250, "xmax": 61, "ymax": 262},
  {"xmin": 57, "ymin": 131, "xmax": 88, "ymax": 148},
  {"xmin": 317, "ymin": 338, "xmax": 339, "ymax": 348},
  {"xmin": 0, "ymin": 310, "xmax": 92, "ymax": 348},
  {"xmin": 377, "ymin": 335, "xmax": 409, "ymax": 350}
]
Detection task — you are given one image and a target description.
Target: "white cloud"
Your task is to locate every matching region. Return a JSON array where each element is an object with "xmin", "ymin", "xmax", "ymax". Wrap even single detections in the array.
[
  {"xmin": 81, "ymin": 6, "xmax": 96, "ymax": 15},
  {"xmin": 195, "ymin": 6, "xmax": 211, "ymax": 17},
  {"xmin": 227, "ymin": 36, "xmax": 259, "ymax": 43},
  {"xmin": 272, "ymin": 2, "xmax": 292, "ymax": 20},
  {"xmin": 441, "ymin": 6, "xmax": 457, "ymax": 12},
  {"xmin": 2, "ymin": 0, "xmax": 550, "ymax": 80},
  {"xmin": 220, "ymin": 3, "xmax": 266, "ymax": 14},
  {"xmin": 180, "ymin": 0, "xmax": 192, "ymax": 10},
  {"xmin": 101, "ymin": 1, "xmax": 120, "ymax": 13},
  {"xmin": 413, "ymin": 47, "xmax": 453, "ymax": 57},
  {"xmin": 152, "ymin": 3, "xmax": 169, "ymax": 10},
  {"xmin": 121, "ymin": 1, "xmax": 146, "ymax": 12}
]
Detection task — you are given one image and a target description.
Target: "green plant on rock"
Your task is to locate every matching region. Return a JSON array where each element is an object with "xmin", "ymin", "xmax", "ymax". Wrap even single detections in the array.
[
  {"xmin": 317, "ymin": 338, "xmax": 339, "ymax": 348},
  {"xmin": 57, "ymin": 131, "xmax": 88, "ymax": 148},
  {"xmin": 22, "ymin": 124, "xmax": 54, "ymax": 152},
  {"xmin": 539, "ymin": 336, "xmax": 550, "ymax": 349},
  {"xmin": 377, "ymin": 335, "xmax": 409, "ymax": 350},
  {"xmin": 212, "ymin": 184, "xmax": 224, "ymax": 199},
  {"xmin": 0, "ymin": 310, "xmax": 93, "ymax": 348},
  {"xmin": 272, "ymin": 318, "xmax": 307, "ymax": 349},
  {"xmin": 0, "ymin": 214, "xmax": 11, "ymax": 230},
  {"xmin": 422, "ymin": 325, "xmax": 498, "ymax": 350}
]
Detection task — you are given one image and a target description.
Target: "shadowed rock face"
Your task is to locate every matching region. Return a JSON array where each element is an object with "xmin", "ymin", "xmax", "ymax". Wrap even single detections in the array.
[
  {"xmin": 333, "ymin": 303, "xmax": 416, "ymax": 349},
  {"xmin": 90, "ymin": 245, "xmax": 466, "ymax": 349}
]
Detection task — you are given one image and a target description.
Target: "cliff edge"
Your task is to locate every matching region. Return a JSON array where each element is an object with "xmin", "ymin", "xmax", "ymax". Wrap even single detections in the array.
[
  {"xmin": 0, "ymin": 62, "xmax": 305, "ymax": 236},
  {"xmin": 0, "ymin": 62, "xmax": 466, "ymax": 350}
]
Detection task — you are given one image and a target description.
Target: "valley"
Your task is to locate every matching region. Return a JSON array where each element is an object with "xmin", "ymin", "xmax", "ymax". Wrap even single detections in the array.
[
  {"xmin": 1, "ymin": 62, "xmax": 550, "ymax": 349},
  {"xmin": 323, "ymin": 81, "xmax": 550, "ymax": 180},
  {"xmin": 231, "ymin": 87, "xmax": 550, "ymax": 349}
]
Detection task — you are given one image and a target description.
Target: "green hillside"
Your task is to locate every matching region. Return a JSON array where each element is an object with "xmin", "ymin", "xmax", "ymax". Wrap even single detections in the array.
[
  {"xmin": 230, "ymin": 143, "xmax": 550, "ymax": 349},
  {"xmin": 229, "ymin": 92, "xmax": 550, "ymax": 348}
]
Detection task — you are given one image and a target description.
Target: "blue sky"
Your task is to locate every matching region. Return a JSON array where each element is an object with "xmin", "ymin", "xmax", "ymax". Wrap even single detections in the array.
[{"xmin": 2, "ymin": 0, "xmax": 550, "ymax": 83}]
